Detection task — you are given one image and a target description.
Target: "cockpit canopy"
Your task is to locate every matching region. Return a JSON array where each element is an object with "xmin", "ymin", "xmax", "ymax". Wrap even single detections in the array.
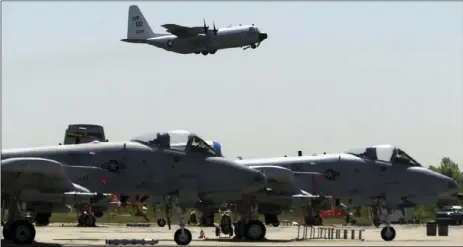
[
  {"xmin": 346, "ymin": 144, "xmax": 421, "ymax": 166},
  {"xmin": 130, "ymin": 130, "xmax": 220, "ymax": 157}
]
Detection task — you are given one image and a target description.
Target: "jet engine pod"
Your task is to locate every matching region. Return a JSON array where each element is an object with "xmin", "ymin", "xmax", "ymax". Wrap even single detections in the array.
[{"xmin": 250, "ymin": 166, "xmax": 294, "ymax": 184}]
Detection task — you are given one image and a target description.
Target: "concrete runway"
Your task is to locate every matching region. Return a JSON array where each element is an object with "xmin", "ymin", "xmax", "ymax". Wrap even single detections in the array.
[{"xmin": 2, "ymin": 223, "xmax": 462, "ymax": 246}]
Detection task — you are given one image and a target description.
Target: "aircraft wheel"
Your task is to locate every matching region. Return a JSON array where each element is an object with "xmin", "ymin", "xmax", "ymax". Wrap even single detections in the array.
[
  {"xmin": 194, "ymin": 51, "xmax": 200, "ymax": 54},
  {"xmin": 220, "ymin": 214, "xmax": 232, "ymax": 235},
  {"xmin": 3, "ymin": 224, "xmax": 11, "ymax": 240},
  {"xmin": 244, "ymin": 220, "xmax": 266, "ymax": 241},
  {"xmin": 189, "ymin": 213, "xmax": 197, "ymax": 225},
  {"xmin": 93, "ymin": 211, "xmax": 104, "ymax": 218},
  {"xmin": 10, "ymin": 220, "xmax": 36, "ymax": 245},
  {"xmin": 83, "ymin": 214, "xmax": 96, "ymax": 227},
  {"xmin": 373, "ymin": 218, "xmax": 381, "ymax": 228},
  {"xmin": 77, "ymin": 214, "xmax": 85, "ymax": 226},
  {"xmin": 271, "ymin": 221, "xmax": 280, "ymax": 227},
  {"xmin": 233, "ymin": 220, "xmax": 243, "ymax": 239},
  {"xmin": 380, "ymin": 226, "xmax": 396, "ymax": 241},
  {"xmin": 209, "ymin": 50, "xmax": 217, "ymax": 54},
  {"xmin": 201, "ymin": 51, "xmax": 208, "ymax": 56},
  {"xmin": 157, "ymin": 218, "xmax": 166, "ymax": 227},
  {"xmin": 174, "ymin": 228, "xmax": 192, "ymax": 245},
  {"xmin": 251, "ymin": 44, "xmax": 257, "ymax": 49},
  {"xmin": 35, "ymin": 213, "xmax": 51, "ymax": 226},
  {"xmin": 313, "ymin": 215, "xmax": 323, "ymax": 226}
]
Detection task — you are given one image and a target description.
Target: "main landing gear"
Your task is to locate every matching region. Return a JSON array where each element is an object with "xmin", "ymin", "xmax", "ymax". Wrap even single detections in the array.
[
  {"xmin": 75, "ymin": 204, "xmax": 96, "ymax": 227},
  {"xmin": 264, "ymin": 214, "xmax": 280, "ymax": 227},
  {"xmin": 2, "ymin": 196, "xmax": 36, "ymax": 245},
  {"xmin": 243, "ymin": 44, "xmax": 257, "ymax": 50},
  {"xmin": 155, "ymin": 196, "xmax": 193, "ymax": 245},
  {"xmin": 77, "ymin": 213, "xmax": 96, "ymax": 227},
  {"xmin": 232, "ymin": 198, "xmax": 267, "ymax": 241},
  {"xmin": 372, "ymin": 197, "xmax": 396, "ymax": 241},
  {"xmin": 195, "ymin": 50, "xmax": 217, "ymax": 56}
]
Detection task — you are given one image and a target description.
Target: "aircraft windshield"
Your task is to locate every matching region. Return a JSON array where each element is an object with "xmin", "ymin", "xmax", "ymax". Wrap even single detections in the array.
[
  {"xmin": 130, "ymin": 130, "xmax": 219, "ymax": 156},
  {"xmin": 346, "ymin": 145, "xmax": 421, "ymax": 166},
  {"xmin": 393, "ymin": 148, "xmax": 421, "ymax": 166}
]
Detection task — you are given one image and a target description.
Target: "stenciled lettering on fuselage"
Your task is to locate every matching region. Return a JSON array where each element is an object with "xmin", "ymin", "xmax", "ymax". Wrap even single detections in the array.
[
  {"xmin": 132, "ymin": 15, "xmax": 144, "ymax": 34},
  {"xmin": 77, "ymin": 173, "xmax": 89, "ymax": 181}
]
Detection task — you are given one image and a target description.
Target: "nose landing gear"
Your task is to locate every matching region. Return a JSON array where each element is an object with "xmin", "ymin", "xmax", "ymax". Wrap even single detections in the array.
[{"xmin": 372, "ymin": 197, "xmax": 396, "ymax": 241}]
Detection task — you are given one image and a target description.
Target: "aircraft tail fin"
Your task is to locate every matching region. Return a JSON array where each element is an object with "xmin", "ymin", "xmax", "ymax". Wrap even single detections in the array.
[{"xmin": 126, "ymin": 5, "xmax": 155, "ymax": 40}]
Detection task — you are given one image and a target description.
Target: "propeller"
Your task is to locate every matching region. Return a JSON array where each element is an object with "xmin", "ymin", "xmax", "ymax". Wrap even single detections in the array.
[
  {"xmin": 202, "ymin": 18, "xmax": 209, "ymax": 35},
  {"xmin": 212, "ymin": 21, "xmax": 218, "ymax": 36}
]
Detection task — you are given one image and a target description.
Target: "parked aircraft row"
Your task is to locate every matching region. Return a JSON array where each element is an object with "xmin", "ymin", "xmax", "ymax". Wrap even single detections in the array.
[
  {"xmin": 120, "ymin": 5, "xmax": 268, "ymax": 55},
  {"xmin": 1, "ymin": 125, "xmax": 461, "ymax": 246}
]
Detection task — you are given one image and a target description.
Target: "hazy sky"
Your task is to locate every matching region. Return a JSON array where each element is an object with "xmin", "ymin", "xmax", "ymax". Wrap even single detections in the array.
[{"xmin": 2, "ymin": 2, "xmax": 462, "ymax": 169}]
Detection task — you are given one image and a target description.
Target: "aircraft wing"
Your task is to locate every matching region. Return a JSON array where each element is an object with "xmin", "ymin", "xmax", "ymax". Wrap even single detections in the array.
[
  {"xmin": 1, "ymin": 157, "xmax": 113, "ymax": 205},
  {"xmin": 161, "ymin": 24, "xmax": 206, "ymax": 38}
]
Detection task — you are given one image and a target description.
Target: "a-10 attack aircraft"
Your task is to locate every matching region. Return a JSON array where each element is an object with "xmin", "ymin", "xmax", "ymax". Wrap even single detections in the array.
[
  {"xmin": 1, "ymin": 130, "xmax": 268, "ymax": 245},
  {"xmin": 235, "ymin": 145, "xmax": 460, "ymax": 241},
  {"xmin": 120, "ymin": 5, "xmax": 268, "ymax": 55}
]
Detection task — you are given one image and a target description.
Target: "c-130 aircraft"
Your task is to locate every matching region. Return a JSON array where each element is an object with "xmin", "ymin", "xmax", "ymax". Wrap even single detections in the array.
[
  {"xmin": 1, "ymin": 130, "xmax": 267, "ymax": 245},
  {"xmin": 121, "ymin": 5, "xmax": 268, "ymax": 55}
]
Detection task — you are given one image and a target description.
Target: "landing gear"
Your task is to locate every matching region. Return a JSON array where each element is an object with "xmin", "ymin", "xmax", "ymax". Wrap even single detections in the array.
[
  {"xmin": 2, "ymin": 196, "xmax": 37, "ymax": 244},
  {"xmin": 188, "ymin": 212, "xmax": 197, "ymax": 225},
  {"xmin": 244, "ymin": 220, "xmax": 266, "ymax": 241},
  {"xmin": 77, "ymin": 214, "xmax": 96, "ymax": 227},
  {"xmin": 198, "ymin": 50, "xmax": 217, "ymax": 56},
  {"xmin": 157, "ymin": 218, "xmax": 166, "ymax": 227},
  {"xmin": 34, "ymin": 212, "xmax": 51, "ymax": 226},
  {"xmin": 220, "ymin": 213, "xmax": 233, "ymax": 236},
  {"xmin": 199, "ymin": 211, "xmax": 215, "ymax": 227},
  {"xmin": 233, "ymin": 197, "xmax": 267, "ymax": 241},
  {"xmin": 3, "ymin": 220, "xmax": 36, "ymax": 245},
  {"xmin": 173, "ymin": 207, "xmax": 192, "ymax": 245},
  {"xmin": 174, "ymin": 228, "xmax": 192, "ymax": 245},
  {"xmin": 381, "ymin": 226, "xmax": 396, "ymax": 241},
  {"xmin": 250, "ymin": 44, "xmax": 257, "ymax": 49},
  {"xmin": 264, "ymin": 214, "xmax": 280, "ymax": 227},
  {"xmin": 372, "ymin": 197, "xmax": 396, "ymax": 241}
]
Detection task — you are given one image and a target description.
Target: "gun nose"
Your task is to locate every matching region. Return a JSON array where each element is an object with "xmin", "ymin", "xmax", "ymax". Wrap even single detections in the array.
[
  {"xmin": 448, "ymin": 179, "xmax": 459, "ymax": 190},
  {"xmin": 259, "ymin": 33, "xmax": 268, "ymax": 41}
]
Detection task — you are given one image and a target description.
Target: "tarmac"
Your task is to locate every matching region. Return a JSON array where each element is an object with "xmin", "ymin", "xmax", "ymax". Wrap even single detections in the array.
[{"xmin": 2, "ymin": 223, "xmax": 463, "ymax": 246}]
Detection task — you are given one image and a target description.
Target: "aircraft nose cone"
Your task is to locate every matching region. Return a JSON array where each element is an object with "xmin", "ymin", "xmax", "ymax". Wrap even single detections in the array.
[
  {"xmin": 448, "ymin": 180, "xmax": 458, "ymax": 189},
  {"xmin": 259, "ymin": 33, "xmax": 268, "ymax": 41}
]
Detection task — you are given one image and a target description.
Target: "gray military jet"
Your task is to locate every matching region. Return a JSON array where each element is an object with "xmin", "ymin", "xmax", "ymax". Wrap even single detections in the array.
[
  {"xmin": 121, "ymin": 5, "xmax": 268, "ymax": 55},
  {"xmin": 235, "ymin": 144, "xmax": 460, "ymax": 241},
  {"xmin": 1, "ymin": 130, "xmax": 267, "ymax": 245}
]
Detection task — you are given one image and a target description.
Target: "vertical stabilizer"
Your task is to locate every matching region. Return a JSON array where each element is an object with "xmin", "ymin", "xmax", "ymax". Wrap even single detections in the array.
[{"xmin": 127, "ymin": 5, "xmax": 155, "ymax": 40}]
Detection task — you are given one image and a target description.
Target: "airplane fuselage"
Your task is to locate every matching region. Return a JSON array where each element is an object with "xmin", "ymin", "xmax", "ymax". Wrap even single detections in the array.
[
  {"xmin": 1, "ymin": 141, "xmax": 264, "ymax": 206},
  {"xmin": 237, "ymin": 153, "xmax": 455, "ymax": 208},
  {"xmin": 127, "ymin": 25, "xmax": 265, "ymax": 54}
]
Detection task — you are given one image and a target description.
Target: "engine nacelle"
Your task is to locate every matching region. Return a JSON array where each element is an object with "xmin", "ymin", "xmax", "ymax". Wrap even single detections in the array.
[{"xmin": 249, "ymin": 166, "xmax": 295, "ymax": 184}]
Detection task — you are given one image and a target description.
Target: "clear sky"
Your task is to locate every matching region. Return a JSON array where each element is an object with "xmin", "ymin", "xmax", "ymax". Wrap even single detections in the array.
[{"xmin": 2, "ymin": 2, "xmax": 463, "ymax": 169}]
